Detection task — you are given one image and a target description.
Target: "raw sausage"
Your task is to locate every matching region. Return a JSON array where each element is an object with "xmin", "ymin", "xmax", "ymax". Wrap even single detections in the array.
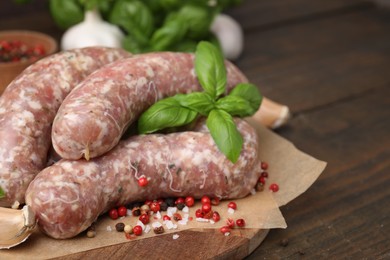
[
  {"xmin": 26, "ymin": 118, "xmax": 260, "ymax": 239},
  {"xmin": 0, "ymin": 47, "xmax": 131, "ymax": 207},
  {"xmin": 52, "ymin": 52, "xmax": 248, "ymax": 160}
]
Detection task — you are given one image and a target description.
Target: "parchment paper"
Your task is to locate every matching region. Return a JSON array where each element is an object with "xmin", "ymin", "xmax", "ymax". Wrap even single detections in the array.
[{"xmin": 0, "ymin": 121, "xmax": 326, "ymax": 260}]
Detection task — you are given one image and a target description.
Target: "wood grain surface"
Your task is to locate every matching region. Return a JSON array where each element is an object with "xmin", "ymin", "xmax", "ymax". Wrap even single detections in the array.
[{"xmin": 1, "ymin": 0, "xmax": 389, "ymax": 259}]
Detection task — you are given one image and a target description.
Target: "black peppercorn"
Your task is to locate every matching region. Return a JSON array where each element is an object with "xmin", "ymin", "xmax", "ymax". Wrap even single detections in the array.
[
  {"xmin": 176, "ymin": 203, "xmax": 185, "ymax": 210},
  {"xmin": 153, "ymin": 226, "xmax": 165, "ymax": 234},
  {"xmin": 165, "ymin": 197, "xmax": 175, "ymax": 207},
  {"xmin": 132, "ymin": 207, "xmax": 141, "ymax": 216},
  {"xmin": 115, "ymin": 222, "xmax": 125, "ymax": 232},
  {"xmin": 160, "ymin": 202, "xmax": 168, "ymax": 211}
]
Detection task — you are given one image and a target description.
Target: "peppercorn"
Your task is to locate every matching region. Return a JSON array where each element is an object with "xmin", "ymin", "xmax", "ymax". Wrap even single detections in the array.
[
  {"xmin": 140, "ymin": 204, "xmax": 150, "ymax": 214},
  {"xmin": 124, "ymin": 224, "xmax": 133, "ymax": 234},
  {"xmin": 133, "ymin": 225, "xmax": 143, "ymax": 236},
  {"xmin": 86, "ymin": 229, "xmax": 96, "ymax": 238},
  {"xmin": 261, "ymin": 161, "xmax": 268, "ymax": 170},
  {"xmin": 280, "ymin": 238, "xmax": 289, "ymax": 247},
  {"xmin": 115, "ymin": 222, "xmax": 125, "ymax": 232},
  {"xmin": 160, "ymin": 202, "xmax": 168, "ymax": 211},
  {"xmin": 139, "ymin": 213, "xmax": 150, "ymax": 224},
  {"xmin": 132, "ymin": 207, "xmax": 141, "ymax": 216},
  {"xmin": 236, "ymin": 218, "xmax": 245, "ymax": 227},
  {"xmin": 176, "ymin": 202, "xmax": 185, "ymax": 210},
  {"xmin": 164, "ymin": 197, "xmax": 175, "ymax": 207},
  {"xmin": 173, "ymin": 213, "xmax": 182, "ymax": 221},
  {"xmin": 255, "ymin": 182, "xmax": 264, "ymax": 192},
  {"xmin": 153, "ymin": 226, "xmax": 165, "ymax": 234},
  {"xmin": 269, "ymin": 183, "xmax": 279, "ymax": 192}
]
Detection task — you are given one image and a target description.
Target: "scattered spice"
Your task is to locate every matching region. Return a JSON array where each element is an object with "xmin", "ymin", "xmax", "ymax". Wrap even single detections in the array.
[
  {"xmin": 117, "ymin": 206, "xmax": 127, "ymax": 217},
  {"xmin": 255, "ymin": 182, "xmax": 264, "ymax": 192},
  {"xmin": 115, "ymin": 222, "xmax": 125, "ymax": 232},
  {"xmin": 124, "ymin": 224, "xmax": 133, "ymax": 234},
  {"xmin": 261, "ymin": 161, "xmax": 269, "ymax": 170},
  {"xmin": 138, "ymin": 176, "xmax": 148, "ymax": 187},
  {"xmin": 201, "ymin": 203, "xmax": 212, "ymax": 214},
  {"xmin": 176, "ymin": 202, "xmax": 185, "ymax": 210},
  {"xmin": 226, "ymin": 218, "xmax": 235, "ymax": 228},
  {"xmin": 212, "ymin": 211, "xmax": 221, "ymax": 222},
  {"xmin": 227, "ymin": 201, "xmax": 237, "ymax": 210},
  {"xmin": 153, "ymin": 226, "xmax": 165, "ymax": 234},
  {"xmin": 132, "ymin": 207, "xmax": 141, "ymax": 217},
  {"xmin": 201, "ymin": 195, "xmax": 211, "ymax": 205},
  {"xmin": 139, "ymin": 213, "xmax": 150, "ymax": 224},
  {"xmin": 236, "ymin": 218, "xmax": 245, "ymax": 227},
  {"xmin": 86, "ymin": 229, "xmax": 96, "ymax": 238},
  {"xmin": 0, "ymin": 40, "xmax": 46, "ymax": 63},
  {"xmin": 269, "ymin": 183, "xmax": 279, "ymax": 192},
  {"xmin": 133, "ymin": 225, "xmax": 143, "ymax": 236},
  {"xmin": 150, "ymin": 202, "xmax": 160, "ymax": 213},
  {"xmin": 109, "ymin": 208, "xmax": 119, "ymax": 220},
  {"xmin": 184, "ymin": 196, "xmax": 195, "ymax": 207},
  {"xmin": 159, "ymin": 202, "xmax": 168, "ymax": 211}
]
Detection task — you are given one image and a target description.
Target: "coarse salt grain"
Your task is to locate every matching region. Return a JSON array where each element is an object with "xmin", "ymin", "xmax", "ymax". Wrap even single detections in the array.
[
  {"xmin": 106, "ymin": 226, "xmax": 112, "ymax": 232},
  {"xmin": 165, "ymin": 220, "xmax": 177, "ymax": 230},
  {"xmin": 209, "ymin": 220, "xmax": 215, "ymax": 225},
  {"xmin": 152, "ymin": 222, "xmax": 162, "ymax": 228},
  {"xmin": 227, "ymin": 208, "xmax": 235, "ymax": 214},
  {"xmin": 182, "ymin": 206, "xmax": 189, "ymax": 213},
  {"xmin": 251, "ymin": 188, "xmax": 256, "ymax": 195},
  {"xmin": 224, "ymin": 232, "xmax": 230, "ymax": 236},
  {"xmin": 172, "ymin": 234, "xmax": 179, "ymax": 240},
  {"xmin": 144, "ymin": 225, "xmax": 151, "ymax": 234},
  {"xmin": 178, "ymin": 219, "xmax": 188, "ymax": 225},
  {"xmin": 156, "ymin": 211, "xmax": 162, "ymax": 219},
  {"xmin": 167, "ymin": 207, "xmax": 177, "ymax": 217}
]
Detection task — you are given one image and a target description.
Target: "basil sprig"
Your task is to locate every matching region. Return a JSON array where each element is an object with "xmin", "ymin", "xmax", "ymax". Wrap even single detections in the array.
[
  {"xmin": 138, "ymin": 41, "xmax": 262, "ymax": 163},
  {"xmin": 0, "ymin": 186, "xmax": 5, "ymax": 199}
]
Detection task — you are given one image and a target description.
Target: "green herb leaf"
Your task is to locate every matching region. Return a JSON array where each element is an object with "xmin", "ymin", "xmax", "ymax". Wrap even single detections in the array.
[
  {"xmin": 216, "ymin": 95, "xmax": 255, "ymax": 117},
  {"xmin": 0, "ymin": 186, "xmax": 5, "ymax": 199},
  {"xmin": 109, "ymin": 0, "xmax": 154, "ymax": 45},
  {"xmin": 228, "ymin": 83, "xmax": 263, "ymax": 112},
  {"xmin": 195, "ymin": 41, "xmax": 227, "ymax": 99},
  {"xmin": 138, "ymin": 96, "xmax": 198, "ymax": 134},
  {"xmin": 177, "ymin": 5, "xmax": 215, "ymax": 39},
  {"xmin": 206, "ymin": 109, "xmax": 243, "ymax": 163},
  {"xmin": 49, "ymin": 0, "xmax": 84, "ymax": 30},
  {"xmin": 150, "ymin": 18, "xmax": 187, "ymax": 51},
  {"xmin": 178, "ymin": 92, "xmax": 215, "ymax": 116}
]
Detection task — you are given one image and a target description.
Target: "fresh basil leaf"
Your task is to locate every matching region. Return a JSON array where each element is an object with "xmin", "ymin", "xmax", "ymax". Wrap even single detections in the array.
[
  {"xmin": 172, "ymin": 39, "xmax": 198, "ymax": 53},
  {"xmin": 178, "ymin": 92, "xmax": 215, "ymax": 116},
  {"xmin": 138, "ymin": 96, "xmax": 198, "ymax": 134},
  {"xmin": 195, "ymin": 41, "xmax": 227, "ymax": 99},
  {"xmin": 177, "ymin": 5, "xmax": 214, "ymax": 40},
  {"xmin": 150, "ymin": 18, "xmax": 187, "ymax": 51},
  {"xmin": 228, "ymin": 83, "xmax": 263, "ymax": 112},
  {"xmin": 216, "ymin": 95, "xmax": 255, "ymax": 117},
  {"xmin": 109, "ymin": 0, "xmax": 154, "ymax": 45},
  {"xmin": 49, "ymin": 0, "xmax": 84, "ymax": 30},
  {"xmin": 0, "ymin": 186, "xmax": 5, "ymax": 199},
  {"xmin": 206, "ymin": 109, "xmax": 243, "ymax": 163}
]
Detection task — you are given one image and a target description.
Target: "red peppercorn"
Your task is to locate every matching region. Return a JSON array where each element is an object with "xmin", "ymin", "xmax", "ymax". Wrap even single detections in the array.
[
  {"xmin": 226, "ymin": 218, "xmax": 235, "ymax": 228},
  {"xmin": 227, "ymin": 201, "xmax": 237, "ymax": 210},
  {"xmin": 220, "ymin": 226, "xmax": 231, "ymax": 234},
  {"xmin": 139, "ymin": 213, "xmax": 150, "ymax": 224},
  {"xmin": 212, "ymin": 211, "xmax": 220, "ymax": 222},
  {"xmin": 156, "ymin": 198, "xmax": 164, "ymax": 205},
  {"xmin": 211, "ymin": 197, "xmax": 220, "ymax": 206},
  {"xmin": 163, "ymin": 215, "xmax": 171, "ymax": 221},
  {"xmin": 261, "ymin": 171, "xmax": 269, "ymax": 178},
  {"xmin": 195, "ymin": 209, "xmax": 204, "ymax": 218},
  {"xmin": 261, "ymin": 162, "xmax": 268, "ymax": 170},
  {"xmin": 185, "ymin": 196, "xmax": 195, "ymax": 207},
  {"xmin": 173, "ymin": 213, "xmax": 182, "ymax": 221},
  {"xmin": 150, "ymin": 202, "xmax": 161, "ymax": 213},
  {"xmin": 117, "ymin": 206, "xmax": 127, "ymax": 217},
  {"xmin": 269, "ymin": 183, "xmax": 279, "ymax": 192},
  {"xmin": 133, "ymin": 225, "xmax": 143, "ymax": 236},
  {"xmin": 258, "ymin": 176, "xmax": 266, "ymax": 185},
  {"xmin": 138, "ymin": 177, "xmax": 148, "ymax": 187},
  {"xmin": 175, "ymin": 197, "xmax": 185, "ymax": 205},
  {"xmin": 201, "ymin": 203, "xmax": 212, "ymax": 214},
  {"xmin": 201, "ymin": 195, "xmax": 211, "ymax": 205},
  {"xmin": 109, "ymin": 208, "xmax": 119, "ymax": 220},
  {"xmin": 236, "ymin": 218, "xmax": 246, "ymax": 227},
  {"xmin": 203, "ymin": 210, "xmax": 213, "ymax": 219}
]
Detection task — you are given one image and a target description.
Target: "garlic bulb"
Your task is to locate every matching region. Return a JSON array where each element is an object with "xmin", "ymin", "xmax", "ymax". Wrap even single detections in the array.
[
  {"xmin": 61, "ymin": 9, "xmax": 124, "ymax": 51},
  {"xmin": 210, "ymin": 14, "xmax": 244, "ymax": 60}
]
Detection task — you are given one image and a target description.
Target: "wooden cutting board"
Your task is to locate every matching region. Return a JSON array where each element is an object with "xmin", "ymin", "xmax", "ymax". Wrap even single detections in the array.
[{"xmin": 54, "ymin": 228, "xmax": 269, "ymax": 259}]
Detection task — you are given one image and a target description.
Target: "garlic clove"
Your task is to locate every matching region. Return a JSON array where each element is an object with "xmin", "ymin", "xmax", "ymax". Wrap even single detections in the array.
[
  {"xmin": 61, "ymin": 10, "xmax": 125, "ymax": 51},
  {"xmin": 211, "ymin": 14, "xmax": 244, "ymax": 60},
  {"xmin": 0, "ymin": 205, "xmax": 37, "ymax": 249},
  {"xmin": 252, "ymin": 97, "xmax": 291, "ymax": 129}
]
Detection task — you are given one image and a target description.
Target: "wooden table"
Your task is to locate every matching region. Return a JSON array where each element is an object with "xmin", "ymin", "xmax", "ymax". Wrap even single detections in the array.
[{"xmin": 1, "ymin": 0, "xmax": 389, "ymax": 259}]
